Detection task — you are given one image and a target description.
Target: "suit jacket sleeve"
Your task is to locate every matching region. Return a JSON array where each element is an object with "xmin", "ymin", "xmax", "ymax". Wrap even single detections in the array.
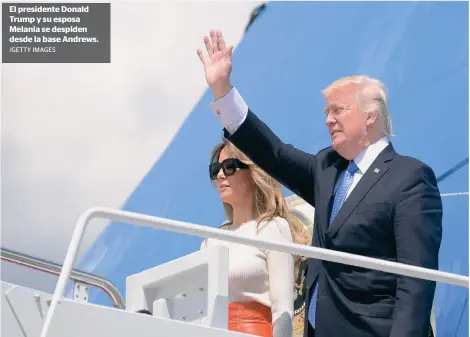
[
  {"xmin": 225, "ymin": 109, "xmax": 317, "ymax": 205},
  {"xmin": 390, "ymin": 163, "xmax": 443, "ymax": 337}
]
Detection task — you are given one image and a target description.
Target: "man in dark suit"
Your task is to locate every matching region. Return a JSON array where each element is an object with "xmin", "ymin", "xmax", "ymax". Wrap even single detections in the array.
[{"xmin": 197, "ymin": 30, "xmax": 442, "ymax": 337}]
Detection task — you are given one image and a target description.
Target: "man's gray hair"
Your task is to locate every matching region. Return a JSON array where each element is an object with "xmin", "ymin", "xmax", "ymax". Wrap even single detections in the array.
[{"xmin": 322, "ymin": 75, "xmax": 394, "ymax": 137}]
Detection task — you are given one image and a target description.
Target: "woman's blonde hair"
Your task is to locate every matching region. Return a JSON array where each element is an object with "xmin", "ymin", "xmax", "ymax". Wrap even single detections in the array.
[{"xmin": 209, "ymin": 139, "xmax": 309, "ymax": 282}]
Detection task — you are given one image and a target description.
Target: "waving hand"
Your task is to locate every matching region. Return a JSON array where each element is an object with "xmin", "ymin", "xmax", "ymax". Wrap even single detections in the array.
[{"xmin": 197, "ymin": 30, "xmax": 234, "ymax": 99}]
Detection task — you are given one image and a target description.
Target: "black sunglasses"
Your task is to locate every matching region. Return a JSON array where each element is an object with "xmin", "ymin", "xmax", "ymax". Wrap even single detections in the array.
[{"xmin": 209, "ymin": 158, "xmax": 249, "ymax": 180}]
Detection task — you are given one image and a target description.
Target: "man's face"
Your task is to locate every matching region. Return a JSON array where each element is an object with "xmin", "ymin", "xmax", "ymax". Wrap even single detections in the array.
[{"xmin": 324, "ymin": 84, "xmax": 369, "ymax": 159}]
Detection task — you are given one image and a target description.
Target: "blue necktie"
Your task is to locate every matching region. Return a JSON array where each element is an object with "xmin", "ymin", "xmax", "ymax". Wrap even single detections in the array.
[{"xmin": 308, "ymin": 160, "xmax": 358, "ymax": 329}]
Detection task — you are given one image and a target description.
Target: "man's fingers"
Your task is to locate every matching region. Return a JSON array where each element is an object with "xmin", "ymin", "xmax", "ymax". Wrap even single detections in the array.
[
  {"xmin": 204, "ymin": 36, "xmax": 213, "ymax": 57},
  {"xmin": 200, "ymin": 30, "xmax": 229, "ymax": 64},
  {"xmin": 216, "ymin": 30, "xmax": 226, "ymax": 51},
  {"xmin": 197, "ymin": 48, "xmax": 206, "ymax": 65},
  {"xmin": 225, "ymin": 45, "xmax": 234, "ymax": 57},
  {"xmin": 210, "ymin": 30, "xmax": 219, "ymax": 53}
]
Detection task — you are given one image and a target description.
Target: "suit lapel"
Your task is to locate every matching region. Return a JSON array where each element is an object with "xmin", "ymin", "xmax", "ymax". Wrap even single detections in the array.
[
  {"xmin": 317, "ymin": 158, "xmax": 347, "ymax": 240},
  {"xmin": 327, "ymin": 144, "xmax": 396, "ymax": 238}
]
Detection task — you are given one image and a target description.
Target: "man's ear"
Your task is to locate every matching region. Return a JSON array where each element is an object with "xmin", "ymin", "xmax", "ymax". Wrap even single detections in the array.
[{"xmin": 365, "ymin": 109, "xmax": 378, "ymax": 127}]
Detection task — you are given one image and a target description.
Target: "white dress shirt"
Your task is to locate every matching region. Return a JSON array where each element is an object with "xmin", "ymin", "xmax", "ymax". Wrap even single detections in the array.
[{"xmin": 338, "ymin": 137, "xmax": 390, "ymax": 198}]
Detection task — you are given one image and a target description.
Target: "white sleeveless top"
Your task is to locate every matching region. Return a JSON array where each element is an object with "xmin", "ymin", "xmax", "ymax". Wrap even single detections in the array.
[{"xmin": 200, "ymin": 217, "xmax": 294, "ymax": 337}]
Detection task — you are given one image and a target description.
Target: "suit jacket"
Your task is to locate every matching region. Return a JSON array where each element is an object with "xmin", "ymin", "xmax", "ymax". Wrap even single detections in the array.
[{"xmin": 224, "ymin": 110, "xmax": 443, "ymax": 337}]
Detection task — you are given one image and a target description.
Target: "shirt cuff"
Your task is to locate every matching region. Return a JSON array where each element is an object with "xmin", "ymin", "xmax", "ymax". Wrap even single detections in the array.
[{"xmin": 209, "ymin": 87, "xmax": 248, "ymax": 135}]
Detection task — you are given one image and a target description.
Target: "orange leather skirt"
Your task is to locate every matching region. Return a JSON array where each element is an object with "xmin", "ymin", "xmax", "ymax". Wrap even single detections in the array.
[{"xmin": 228, "ymin": 301, "xmax": 273, "ymax": 337}]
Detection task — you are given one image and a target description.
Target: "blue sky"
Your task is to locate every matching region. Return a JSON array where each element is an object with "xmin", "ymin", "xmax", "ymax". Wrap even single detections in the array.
[{"xmin": 78, "ymin": 2, "xmax": 468, "ymax": 336}]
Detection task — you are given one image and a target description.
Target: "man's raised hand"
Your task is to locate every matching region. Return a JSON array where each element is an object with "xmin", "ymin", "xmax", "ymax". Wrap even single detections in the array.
[{"xmin": 197, "ymin": 30, "xmax": 233, "ymax": 99}]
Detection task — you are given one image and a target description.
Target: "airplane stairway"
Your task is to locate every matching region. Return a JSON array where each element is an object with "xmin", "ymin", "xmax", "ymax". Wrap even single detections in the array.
[
  {"xmin": 1, "ymin": 245, "xmax": 258, "ymax": 337},
  {"xmin": 1, "ymin": 195, "xmax": 467, "ymax": 337}
]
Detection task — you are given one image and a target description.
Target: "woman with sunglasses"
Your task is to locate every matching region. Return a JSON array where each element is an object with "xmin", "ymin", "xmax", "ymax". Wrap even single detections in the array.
[{"xmin": 201, "ymin": 139, "xmax": 306, "ymax": 337}]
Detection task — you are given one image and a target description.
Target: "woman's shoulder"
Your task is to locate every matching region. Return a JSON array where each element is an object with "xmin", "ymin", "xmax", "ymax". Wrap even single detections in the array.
[
  {"xmin": 259, "ymin": 216, "xmax": 290, "ymax": 229},
  {"xmin": 258, "ymin": 216, "xmax": 293, "ymax": 241}
]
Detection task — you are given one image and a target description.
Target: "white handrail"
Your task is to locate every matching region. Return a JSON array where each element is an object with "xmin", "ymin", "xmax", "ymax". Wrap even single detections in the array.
[
  {"xmin": 441, "ymin": 192, "xmax": 469, "ymax": 197},
  {"xmin": 40, "ymin": 207, "xmax": 469, "ymax": 337},
  {"xmin": 0, "ymin": 247, "xmax": 125, "ymax": 308}
]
